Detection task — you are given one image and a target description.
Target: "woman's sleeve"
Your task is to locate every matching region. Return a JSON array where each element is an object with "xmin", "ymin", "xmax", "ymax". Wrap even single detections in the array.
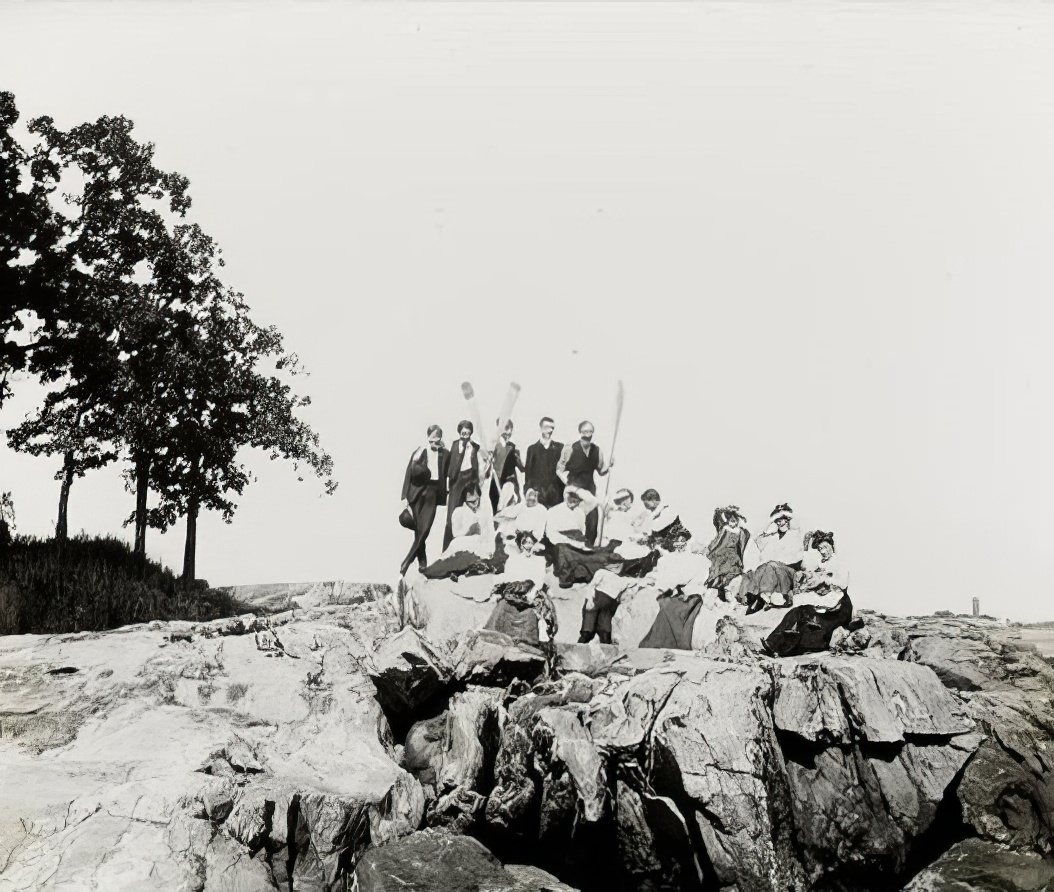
[{"xmin": 827, "ymin": 564, "xmax": 850, "ymax": 590}]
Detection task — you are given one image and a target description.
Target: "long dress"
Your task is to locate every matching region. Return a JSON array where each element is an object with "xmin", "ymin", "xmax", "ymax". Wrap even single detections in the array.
[
  {"xmin": 639, "ymin": 588, "xmax": 703, "ymax": 649},
  {"xmin": 483, "ymin": 552, "xmax": 550, "ymax": 643},
  {"xmin": 704, "ymin": 526, "xmax": 751, "ymax": 590},
  {"xmin": 422, "ymin": 534, "xmax": 508, "ymax": 580},
  {"xmin": 763, "ymin": 551, "xmax": 852, "ymax": 656},
  {"xmin": 763, "ymin": 594, "xmax": 853, "ymax": 657},
  {"xmin": 740, "ymin": 524, "xmax": 805, "ymax": 609}
]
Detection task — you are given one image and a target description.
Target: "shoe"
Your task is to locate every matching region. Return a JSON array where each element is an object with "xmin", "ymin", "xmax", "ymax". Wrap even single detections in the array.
[{"xmin": 759, "ymin": 638, "xmax": 776, "ymax": 657}]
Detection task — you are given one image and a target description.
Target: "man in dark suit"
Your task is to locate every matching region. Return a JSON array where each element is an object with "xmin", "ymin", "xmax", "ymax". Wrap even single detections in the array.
[
  {"xmin": 399, "ymin": 424, "xmax": 448, "ymax": 576},
  {"xmin": 556, "ymin": 420, "xmax": 611, "ymax": 547},
  {"xmin": 444, "ymin": 419, "xmax": 481, "ymax": 549},
  {"xmin": 524, "ymin": 416, "xmax": 564, "ymax": 509}
]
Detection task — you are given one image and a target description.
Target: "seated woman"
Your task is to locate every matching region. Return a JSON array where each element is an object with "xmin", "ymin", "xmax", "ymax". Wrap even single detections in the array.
[
  {"xmin": 761, "ymin": 531, "xmax": 852, "ymax": 657},
  {"xmin": 494, "ymin": 487, "xmax": 548, "ymax": 547},
  {"xmin": 703, "ymin": 506, "xmax": 750, "ymax": 601},
  {"xmin": 484, "ymin": 530, "xmax": 555, "ymax": 645},
  {"xmin": 545, "ymin": 487, "xmax": 655, "ymax": 588},
  {"xmin": 422, "ymin": 491, "xmax": 509, "ymax": 580},
  {"xmin": 741, "ymin": 503, "xmax": 806, "ymax": 613},
  {"xmin": 642, "ymin": 489, "xmax": 693, "ymax": 552},
  {"xmin": 601, "ymin": 489, "xmax": 652, "ymax": 559}
]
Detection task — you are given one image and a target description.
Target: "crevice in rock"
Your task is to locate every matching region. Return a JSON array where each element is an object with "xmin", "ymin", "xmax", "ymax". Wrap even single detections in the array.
[
  {"xmin": 284, "ymin": 793, "xmax": 300, "ymax": 892},
  {"xmin": 647, "ymin": 734, "xmax": 720, "ymax": 890},
  {"xmin": 877, "ymin": 755, "xmax": 974, "ymax": 891},
  {"xmin": 774, "ymin": 729, "xmax": 824, "ymax": 769}
]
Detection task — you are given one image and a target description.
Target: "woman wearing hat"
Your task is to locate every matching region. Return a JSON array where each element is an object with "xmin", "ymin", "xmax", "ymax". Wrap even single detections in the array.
[
  {"xmin": 761, "ymin": 530, "xmax": 852, "ymax": 657},
  {"xmin": 703, "ymin": 506, "xmax": 750, "ymax": 601},
  {"xmin": 740, "ymin": 504, "xmax": 806, "ymax": 613}
]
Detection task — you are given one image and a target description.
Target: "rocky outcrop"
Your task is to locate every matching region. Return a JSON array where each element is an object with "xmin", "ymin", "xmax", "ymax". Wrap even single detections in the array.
[
  {"xmin": 3, "ymin": 588, "xmax": 1054, "ymax": 890},
  {"xmin": 904, "ymin": 838, "xmax": 1054, "ymax": 891},
  {"xmin": 0, "ymin": 594, "xmax": 423, "ymax": 890},
  {"xmin": 863, "ymin": 613, "xmax": 1054, "ymax": 857}
]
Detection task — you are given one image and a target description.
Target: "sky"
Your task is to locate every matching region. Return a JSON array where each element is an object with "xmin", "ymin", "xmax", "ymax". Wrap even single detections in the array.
[{"xmin": 2, "ymin": 2, "xmax": 1053, "ymax": 620}]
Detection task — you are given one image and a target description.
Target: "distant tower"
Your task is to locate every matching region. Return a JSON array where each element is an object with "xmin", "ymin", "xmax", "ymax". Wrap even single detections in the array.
[{"xmin": 972, "ymin": 597, "xmax": 980, "ymax": 617}]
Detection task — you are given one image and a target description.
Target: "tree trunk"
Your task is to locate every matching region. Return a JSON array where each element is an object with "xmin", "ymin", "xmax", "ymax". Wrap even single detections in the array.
[
  {"xmin": 55, "ymin": 451, "xmax": 76, "ymax": 542},
  {"xmin": 182, "ymin": 497, "xmax": 198, "ymax": 589},
  {"xmin": 134, "ymin": 453, "xmax": 150, "ymax": 559}
]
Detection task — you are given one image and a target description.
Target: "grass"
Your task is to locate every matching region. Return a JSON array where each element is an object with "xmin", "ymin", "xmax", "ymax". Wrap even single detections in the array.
[{"xmin": 0, "ymin": 534, "xmax": 252, "ymax": 635}]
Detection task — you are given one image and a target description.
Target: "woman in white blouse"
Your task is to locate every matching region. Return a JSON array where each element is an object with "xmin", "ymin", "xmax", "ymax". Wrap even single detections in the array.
[{"xmin": 760, "ymin": 530, "xmax": 853, "ymax": 657}]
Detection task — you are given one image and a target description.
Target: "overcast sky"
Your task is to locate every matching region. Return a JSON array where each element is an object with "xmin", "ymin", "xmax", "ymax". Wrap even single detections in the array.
[{"xmin": 3, "ymin": 2, "xmax": 1053, "ymax": 620}]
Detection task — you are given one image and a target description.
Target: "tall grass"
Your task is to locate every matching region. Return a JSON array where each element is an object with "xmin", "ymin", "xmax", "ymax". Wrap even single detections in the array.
[{"xmin": 0, "ymin": 534, "xmax": 249, "ymax": 635}]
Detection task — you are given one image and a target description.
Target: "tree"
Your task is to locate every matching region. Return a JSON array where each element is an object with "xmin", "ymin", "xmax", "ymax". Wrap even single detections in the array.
[
  {"xmin": 0, "ymin": 91, "xmax": 64, "ymax": 408},
  {"xmin": 149, "ymin": 266, "xmax": 336, "ymax": 586},
  {"xmin": 6, "ymin": 111, "xmax": 192, "ymax": 552}
]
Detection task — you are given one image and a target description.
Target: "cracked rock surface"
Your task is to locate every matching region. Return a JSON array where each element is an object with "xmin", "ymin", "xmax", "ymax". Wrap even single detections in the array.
[
  {"xmin": 0, "ymin": 594, "xmax": 422, "ymax": 891},
  {"xmin": 3, "ymin": 580, "xmax": 1053, "ymax": 891}
]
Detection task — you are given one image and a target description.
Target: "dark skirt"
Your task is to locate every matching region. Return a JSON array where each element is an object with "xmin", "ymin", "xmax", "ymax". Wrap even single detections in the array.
[
  {"xmin": 422, "ymin": 535, "xmax": 508, "ymax": 580},
  {"xmin": 705, "ymin": 528, "xmax": 747, "ymax": 590},
  {"xmin": 740, "ymin": 561, "xmax": 798, "ymax": 607},
  {"xmin": 639, "ymin": 589, "xmax": 703, "ymax": 650},
  {"xmin": 548, "ymin": 542, "xmax": 622, "ymax": 588},
  {"xmin": 484, "ymin": 600, "xmax": 540, "ymax": 644},
  {"xmin": 763, "ymin": 594, "xmax": 853, "ymax": 657}
]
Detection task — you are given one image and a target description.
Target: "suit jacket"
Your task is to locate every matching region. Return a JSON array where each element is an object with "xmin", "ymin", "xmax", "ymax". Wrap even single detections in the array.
[
  {"xmin": 525, "ymin": 439, "xmax": 565, "ymax": 506},
  {"xmin": 402, "ymin": 446, "xmax": 448, "ymax": 506},
  {"xmin": 446, "ymin": 439, "xmax": 480, "ymax": 490},
  {"xmin": 493, "ymin": 439, "xmax": 524, "ymax": 485}
]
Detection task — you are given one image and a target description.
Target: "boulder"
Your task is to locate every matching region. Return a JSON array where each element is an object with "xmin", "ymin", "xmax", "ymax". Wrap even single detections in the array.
[
  {"xmin": 903, "ymin": 837, "xmax": 1054, "ymax": 891},
  {"xmin": 369, "ymin": 627, "xmax": 453, "ymax": 713},
  {"xmin": 353, "ymin": 830, "xmax": 512, "ymax": 891},
  {"xmin": 449, "ymin": 629, "xmax": 546, "ymax": 686},
  {"xmin": 354, "ymin": 829, "xmax": 581, "ymax": 891},
  {"xmin": 649, "ymin": 659, "xmax": 806, "ymax": 892}
]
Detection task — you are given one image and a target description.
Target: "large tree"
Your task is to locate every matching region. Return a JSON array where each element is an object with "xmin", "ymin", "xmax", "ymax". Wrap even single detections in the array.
[
  {"xmin": 148, "ymin": 259, "xmax": 336, "ymax": 586},
  {"xmin": 6, "ymin": 100, "xmax": 336, "ymax": 571},
  {"xmin": 7, "ymin": 111, "xmax": 192, "ymax": 551},
  {"xmin": 0, "ymin": 91, "xmax": 64, "ymax": 408}
]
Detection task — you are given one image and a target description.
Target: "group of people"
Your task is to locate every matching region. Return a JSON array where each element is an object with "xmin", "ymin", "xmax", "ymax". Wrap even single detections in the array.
[{"xmin": 399, "ymin": 416, "xmax": 854, "ymax": 657}]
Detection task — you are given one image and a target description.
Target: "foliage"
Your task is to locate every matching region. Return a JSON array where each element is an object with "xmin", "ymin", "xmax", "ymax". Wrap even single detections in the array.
[
  {"xmin": 3, "ymin": 94, "xmax": 337, "ymax": 567},
  {"xmin": 0, "ymin": 533, "xmax": 252, "ymax": 635},
  {"xmin": 0, "ymin": 491, "xmax": 14, "ymax": 550},
  {"xmin": 0, "ymin": 92, "xmax": 65, "ymax": 407}
]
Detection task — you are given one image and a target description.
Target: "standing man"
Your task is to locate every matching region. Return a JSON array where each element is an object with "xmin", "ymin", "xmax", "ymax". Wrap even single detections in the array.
[
  {"xmin": 445, "ymin": 419, "xmax": 481, "ymax": 549},
  {"xmin": 556, "ymin": 420, "xmax": 611, "ymax": 547},
  {"xmin": 524, "ymin": 416, "xmax": 564, "ymax": 509},
  {"xmin": 490, "ymin": 419, "xmax": 524, "ymax": 512},
  {"xmin": 399, "ymin": 424, "xmax": 448, "ymax": 576}
]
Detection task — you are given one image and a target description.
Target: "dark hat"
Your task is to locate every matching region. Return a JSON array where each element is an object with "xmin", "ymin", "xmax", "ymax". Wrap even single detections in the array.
[
  {"xmin": 770, "ymin": 503, "xmax": 793, "ymax": 521},
  {"xmin": 398, "ymin": 507, "xmax": 414, "ymax": 530},
  {"xmin": 811, "ymin": 530, "xmax": 835, "ymax": 550}
]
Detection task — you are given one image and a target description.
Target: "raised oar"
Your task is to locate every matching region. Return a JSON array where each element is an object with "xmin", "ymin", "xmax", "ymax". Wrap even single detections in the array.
[{"xmin": 596, "ymin": 379, "xmax": 625, "ymax": 546}]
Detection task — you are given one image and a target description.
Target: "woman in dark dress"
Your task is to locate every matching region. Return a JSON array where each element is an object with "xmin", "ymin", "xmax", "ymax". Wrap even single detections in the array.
[
  {"xmin": 761, "ymin": 531, "xmax": 853, "ymax": 657},
  {"xmin": 704, "ymin": 506, "xmax": 750, "ymax": 601}
]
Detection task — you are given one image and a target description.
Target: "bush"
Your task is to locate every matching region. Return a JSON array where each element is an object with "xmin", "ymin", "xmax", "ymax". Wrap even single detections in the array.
[{"xmin": 0, "ymin": 534, "xmax": 251, "ymax": 635}]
